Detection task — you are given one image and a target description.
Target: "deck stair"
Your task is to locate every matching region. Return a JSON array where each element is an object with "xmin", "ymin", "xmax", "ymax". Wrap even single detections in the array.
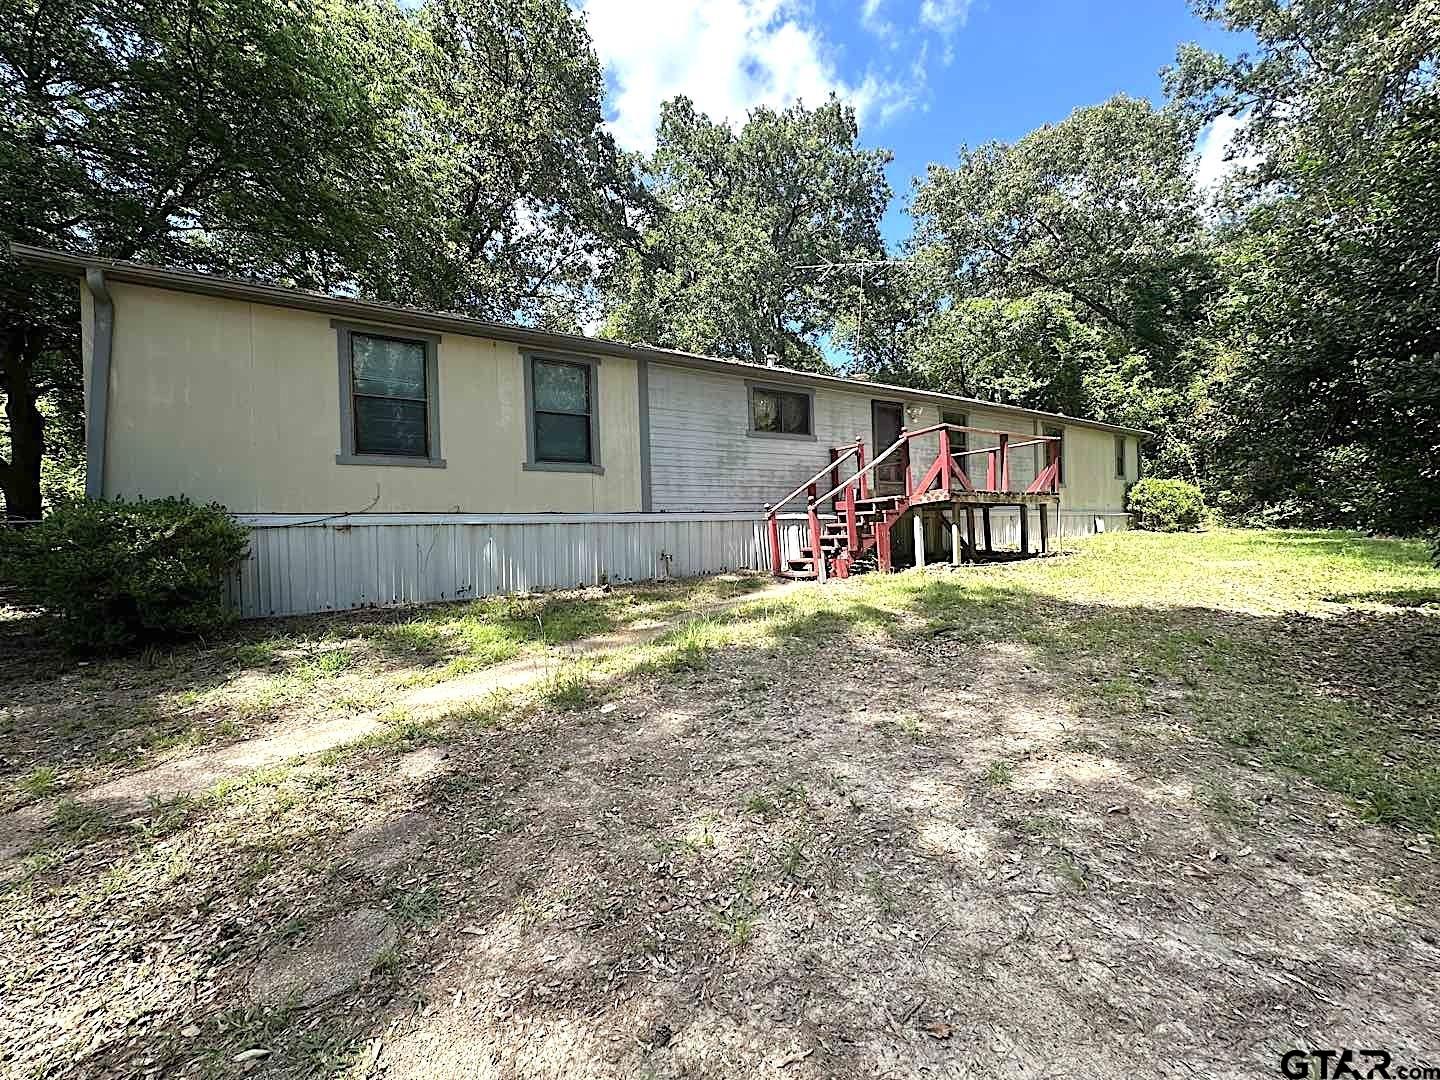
[{"xmin": 764, "ymin": 425, "xmax": 1062, "ymax": 583}]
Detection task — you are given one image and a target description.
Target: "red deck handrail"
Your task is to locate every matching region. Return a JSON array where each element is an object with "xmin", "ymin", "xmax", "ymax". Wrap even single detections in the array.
[
  {"xmin": 763, "ymin": 440, "xmax": 864, "ymax": 575},
  {"xmin": 811, "ymin": 424, "xmax": 1060, "ymax": 507},
  {"xmin": 764, "ymin": 424, "xmax": 1062, "ymax": 578}
]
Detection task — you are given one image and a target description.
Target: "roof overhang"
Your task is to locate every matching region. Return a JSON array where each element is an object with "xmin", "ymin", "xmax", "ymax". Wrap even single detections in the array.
[{"xmin": 11, "ymin": 242, "xmax": 1151, "ymax": 438}]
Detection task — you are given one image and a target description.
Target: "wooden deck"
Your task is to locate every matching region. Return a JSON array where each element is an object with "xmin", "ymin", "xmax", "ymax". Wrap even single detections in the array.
[{"xmin": 765, "ymin": 422, "xmax": 1064, "ymax": 581}]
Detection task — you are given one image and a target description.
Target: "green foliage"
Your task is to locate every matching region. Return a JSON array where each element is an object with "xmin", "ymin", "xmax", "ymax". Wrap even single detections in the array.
[
  {"xmin": 366, "ymin": 0, "xmax": 644, "ymax": 325},
  {"xmin": 898, "ymin": 96, "xmax": 1215, "ymax": 475},
  {"xmin": 1168, "ymin": 0, "xmax": 1440, "ymax": 534},
  {"xmin": 1, "ymin": 0, "xmax": 642, "ymax": 516},
  {"xmin": 1127, "ymin": 478, "xmax": 1206, "ymax": 533},
  {"xmin": 0, "ymin": 498, "xmax": 250, "ymax": 649},
  {"xmin": 604, "ymin": 96, "xmax": 891, "ymax": 369}
]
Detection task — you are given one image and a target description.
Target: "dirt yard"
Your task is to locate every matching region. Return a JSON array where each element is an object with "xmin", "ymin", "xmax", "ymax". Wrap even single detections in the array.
[{"xmin": 3, "ymin": 530, "xmax": 1439, "ymax": 1079}]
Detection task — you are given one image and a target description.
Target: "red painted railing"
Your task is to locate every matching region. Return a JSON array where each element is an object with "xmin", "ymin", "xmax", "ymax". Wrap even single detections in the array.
[
  {"xmin": 764, "ymin": 424, "xmax": 1062, "ymax": 579},
  {"xmin": 762, "ymin": 439, "xmax": 865, "ymax": 577}
]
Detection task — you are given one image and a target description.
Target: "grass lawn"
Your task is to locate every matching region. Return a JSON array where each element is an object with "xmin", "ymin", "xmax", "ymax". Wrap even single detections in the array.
[{"xmin": 2, "ymin": 528, "xmax": 1438, "ymax": 1079}]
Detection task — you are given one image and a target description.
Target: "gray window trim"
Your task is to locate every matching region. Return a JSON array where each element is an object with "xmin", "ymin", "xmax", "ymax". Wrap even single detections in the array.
[
  {"xmin": 1115, "ymin": 435, "xmax": 1128, "ymax": 479},
  {"xmin": 637, "ymin": 357, "xmax": 653, "ymax": 511},
  {"xmin": 333, "ymin": 319, "xmax": 445, "ymax": 468},
  {"xmin": 523, "ymin": 350, "xmax": 604, "ymax": 475},
  {"xmin": 745, "ymin": 379, "xmax": 817, "ymax": 442}
]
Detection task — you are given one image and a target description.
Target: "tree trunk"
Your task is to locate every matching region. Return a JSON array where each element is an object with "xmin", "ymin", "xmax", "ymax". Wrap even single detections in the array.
[{"xmin": 1, "ymin": 321, "xmax": 46, "ymax": 521}]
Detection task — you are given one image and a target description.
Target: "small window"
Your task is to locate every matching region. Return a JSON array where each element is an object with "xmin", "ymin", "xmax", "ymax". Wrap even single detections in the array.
[
  {"xmin": 941, "ymin": 410, "xmax": 968, "ymax": 453},
  {"xmin": 525, "ymin": 353, "xmax": 602, "ymax": 473},
  {"xmin": 1043, "ymin": 424, "xmax": 1065, "ymax": 485},
  {"xmin": 1115, "ymin": 435, "xmax": 1127, "ymax": 479},
  {"xmin": 532, "ymin": 357, "xmax": 594, "ymax": 464},
  {"xmin": 352, "ymin": 334, "xmax": 429, "ymax": 456},
  {"xmin": 749, "ymin": 385, "xmax": 812, "ymax": 438},
  {"xmin": 334, "ymin": 321, "xmax": 443, "ymax": 467}
]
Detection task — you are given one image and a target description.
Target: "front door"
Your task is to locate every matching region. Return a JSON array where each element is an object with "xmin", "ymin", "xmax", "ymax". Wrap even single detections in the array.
[{"xmin": 872, "ymin": 400, "xmax": 905, "ymax": 495}]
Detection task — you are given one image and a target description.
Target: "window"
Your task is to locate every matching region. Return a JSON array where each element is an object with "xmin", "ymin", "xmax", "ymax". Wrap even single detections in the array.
[
  {"xmin": 1115, "ymin": 435, "xmax": 1127, "ymax": 479},
  {"xmin": 525, "ymin": 353, "xmax": 602, "ymax": 472},
  {"xmin": 748, "ymin": 383, "xmax": 813, "ymax": 439},
  {"xmin": 1043, "ymin": 424, "xmax": 1065, "ymax": 485},
  {"xmin": 941, "ymin": 410, "xmax": 968, "ymax": 453},
  {"xmin": 334, "ymin": 321, "xmax": 443, "ymax": 467}
]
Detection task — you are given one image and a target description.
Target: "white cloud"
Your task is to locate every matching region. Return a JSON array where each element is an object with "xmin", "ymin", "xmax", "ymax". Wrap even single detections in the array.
[
  {"xmin": 860, "ymin": 0, "xmax": 896, "ymax": 42},
  {"xmin": 580, "ymin": 0, "xmax": 915, "ymax": 152},
  {"xmin": 1194, "ymin": 112, "xmax": 1262, "ymax": 195},
  {"xmin": 918, "ymin": 0, "xmax": 973, "ymax": 34}
]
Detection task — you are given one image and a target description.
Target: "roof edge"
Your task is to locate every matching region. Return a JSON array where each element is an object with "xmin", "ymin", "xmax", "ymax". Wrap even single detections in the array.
[{"xmin": 9, "ymin": 242, "xmax": 1152, "ymax": 438}]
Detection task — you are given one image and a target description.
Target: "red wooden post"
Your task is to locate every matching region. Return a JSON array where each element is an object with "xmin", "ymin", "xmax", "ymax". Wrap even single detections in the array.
[
  {"xmin": 1046, "ymin": 438, "xmax": 1060, "ymax": 493},
  {"xmin": 938, "ymin": 427, "xmax": 952, "ymax": 494},
  {"xmin": 898, "ymin": 428, "xmax": 912, "ymax": 498},
  {"xmin": 985, "ymin": 448, "xmax": 996, "ymax": 491},
  {"xmin": 999, "ymin": 433, "xmax": 1011, "ymax": 492},
  {"xmin": 876, "ymin": 517, "xmax": 892, "ymax": 573},
  {"xmin": 844, "ymin": 480, "xmax": 860, "ymax": 550},
  {"xmin": 764, "ymin": 506, "xmax": 782, "ymax": 575},
  {"xmin": 806, "ymin": 498, "xmax": 826, "ymax": 582},
  {"xmin": 855, "ymin": 437, "xmax": 869, "ymax": 500}
]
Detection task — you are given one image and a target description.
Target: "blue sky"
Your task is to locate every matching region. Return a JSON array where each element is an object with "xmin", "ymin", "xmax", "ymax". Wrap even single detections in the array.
[{"xmin": 578, "ymin": 0, "xmax": 1250, "ymax": 248}]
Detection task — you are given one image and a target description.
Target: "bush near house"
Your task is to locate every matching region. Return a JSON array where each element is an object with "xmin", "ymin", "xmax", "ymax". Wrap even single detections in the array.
[
  {"xmin": 0, "ymin": 497, "xmax": 250, "ymax": 650},
  {"xmin": 1127, "ymin": 478, "xmax": 1206, "ymax": 533}
]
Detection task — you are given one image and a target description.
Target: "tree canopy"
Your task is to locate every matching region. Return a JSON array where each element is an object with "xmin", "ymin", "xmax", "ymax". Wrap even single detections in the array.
[
  {"xmin": 0, "ymin": 0, "xmax": 642, "ymax": 516},
  {"xmin": 1168, "ymin": 0, "xmax": 1440, "ymax": 530},
  {"xmin": 893, "ymin": 96, "xmax": 1215, "ymax": 476},
  {"xmin": 603, "ymin": 96, "xmax": 892, "ymax": 370}
]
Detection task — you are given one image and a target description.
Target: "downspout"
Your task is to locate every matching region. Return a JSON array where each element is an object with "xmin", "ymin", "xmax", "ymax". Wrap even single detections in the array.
[{"xmin": 84, "ymin": 268, "xmax": 112, "ymax": 500}]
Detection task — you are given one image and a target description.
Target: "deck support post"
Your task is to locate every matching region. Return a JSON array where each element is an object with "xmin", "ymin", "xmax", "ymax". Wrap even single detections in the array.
[
  {"xmin": 949, "ymin": 512, "xmax": 962, "ymax": 566},
  {"xmin": 912, "ymin": 511, "xmax": 926, "ymax": 570},
  {"xmin": 1019, "ymin": 504, "xmax": 1030, "ymax": 554},
  {"xmin": 807, "ymin": 498, "xmax": 827, "ymax": 583},
  {"xmin": 982, "ymin": 506, "xmax": 993, "ymax": 554},
  {"xmin": 764, "ymin": 505, "xmax": 781, "ymax": 575},
  {"xmin": 965, "ymin": 507, "xmax": 976, "ymax": 562},
  {"xmin": 1039, "ymin": 503, "xmax": 1050, "ymax": 553}
]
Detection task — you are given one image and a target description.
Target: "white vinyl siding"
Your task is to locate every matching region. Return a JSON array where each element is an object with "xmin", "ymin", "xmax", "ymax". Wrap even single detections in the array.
[{"xmin": 649, "ymin": 364, "xmax": 869, "ymax": 511}]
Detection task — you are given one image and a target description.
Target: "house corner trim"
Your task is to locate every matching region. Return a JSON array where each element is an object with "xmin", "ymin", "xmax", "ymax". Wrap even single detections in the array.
[{"xmin": 83, "ymin": 268, "xmax": 113, "ymax": 500}]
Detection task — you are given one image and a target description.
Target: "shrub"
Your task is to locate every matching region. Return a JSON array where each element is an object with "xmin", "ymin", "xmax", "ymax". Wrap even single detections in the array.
[
  {"xmin": 1126, "ymin": 478, "xmax": 1206, "ymax": 532},
  {"xmin": 0, "ymin": 497, "xmax": 250, "ymax": 650},
  {"xmin": 1429, "ymin": 529, "xmax": 1440, "ymax": 570}
]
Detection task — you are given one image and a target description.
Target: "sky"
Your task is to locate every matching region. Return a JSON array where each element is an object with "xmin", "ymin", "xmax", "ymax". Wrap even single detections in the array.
[{"xmin": 577, "ymin": 0, "xmax": 1252, "ymax": 248}]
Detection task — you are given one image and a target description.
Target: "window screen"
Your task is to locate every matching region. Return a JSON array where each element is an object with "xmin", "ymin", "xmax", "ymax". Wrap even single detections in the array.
[
  {"xmin": 351, "ymin": 333, "xmax": 429, "ymax": 456},
  {"xmin": 751, "ymin": 387, "xmax": 811, "ymax": 435},
  {"xmin": 532, "ymin": 358, "xmax": 593, "ymax": 464}
]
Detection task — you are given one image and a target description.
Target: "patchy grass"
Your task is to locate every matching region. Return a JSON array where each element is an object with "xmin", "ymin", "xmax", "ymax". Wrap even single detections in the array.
[
  {"xmin": 3, "ymin": 530, "xmax": 1439, "ymax": 1079},
  {"xmin": 0, "ymin": 574, "xmax": 768, "ymax": 808}
]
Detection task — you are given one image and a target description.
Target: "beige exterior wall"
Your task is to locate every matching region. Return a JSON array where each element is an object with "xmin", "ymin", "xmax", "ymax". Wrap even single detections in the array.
[
  {"xmin": 95, "ymin": 283, "xmax": 643, "ymax": 514},
  {"xmin": 1059, "ymin": 424, "xmax": 1134, "ymax": 513},
  {"xmin": 88, "ymin": 279, "xmax": 1136, "ymax": 519}
]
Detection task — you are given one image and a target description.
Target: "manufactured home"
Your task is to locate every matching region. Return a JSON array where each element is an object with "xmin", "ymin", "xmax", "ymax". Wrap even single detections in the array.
[{"xmin": 15, "ymin": 245, "xmax": 1144, "ymax": 617}]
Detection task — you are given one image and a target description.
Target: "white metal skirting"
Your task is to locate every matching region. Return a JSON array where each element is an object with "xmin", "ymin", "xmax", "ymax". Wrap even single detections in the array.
[
  {"xmin": 228, "ymin": 509, "xmax": 1129, "ymax": 619},
  {"xmin": 229, "ymin": 512, "xmax": 813, "ymax": 619}
]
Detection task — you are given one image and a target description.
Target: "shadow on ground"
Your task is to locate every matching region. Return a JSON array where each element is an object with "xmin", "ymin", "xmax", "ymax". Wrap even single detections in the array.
[
  {"xmin": 5, "ymin": 550, "xmax": 1439, "ymax": 1079},
  {"xmin": 0, "ymin": 577, "xmax": 767, "ymax": 812}
]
